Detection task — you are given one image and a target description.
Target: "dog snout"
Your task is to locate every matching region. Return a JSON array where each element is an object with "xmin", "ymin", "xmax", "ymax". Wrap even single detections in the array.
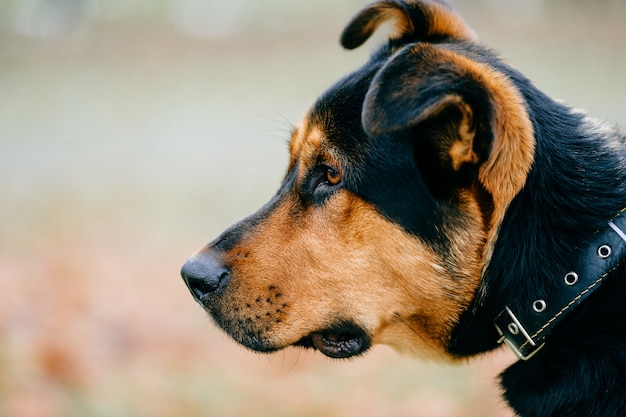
[{"xmin": 181, "ymin": 250, "xmax": 229, "ymax": 302}]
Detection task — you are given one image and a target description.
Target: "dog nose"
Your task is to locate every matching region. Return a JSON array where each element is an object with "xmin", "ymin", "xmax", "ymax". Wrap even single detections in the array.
[{"xmin": 181, "ymin": 251, "xmax": 229, "ymax": 302}]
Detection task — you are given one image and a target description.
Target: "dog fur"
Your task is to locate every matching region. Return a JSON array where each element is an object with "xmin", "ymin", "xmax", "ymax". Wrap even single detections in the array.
[{"xmin": 181, "ymin": 1, "xmax": 626, "ymax": 415}]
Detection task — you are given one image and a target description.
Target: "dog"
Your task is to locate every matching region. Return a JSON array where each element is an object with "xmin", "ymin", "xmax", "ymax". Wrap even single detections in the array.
[{"xmin": 181, "ymin": 1, "xmax": 626, "ymax": 415}]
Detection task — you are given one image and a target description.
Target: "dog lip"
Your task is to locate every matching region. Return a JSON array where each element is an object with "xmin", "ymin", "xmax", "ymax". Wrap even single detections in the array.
[{"xmin": 301, "ymin": 323, "xmax": 370, "ymax": 359}]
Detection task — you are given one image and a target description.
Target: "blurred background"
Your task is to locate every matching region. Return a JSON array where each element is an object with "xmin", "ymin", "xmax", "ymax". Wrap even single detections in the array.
[{"xmin": 0, "ymin": 1, "xmax": 624, "ymax": 416}]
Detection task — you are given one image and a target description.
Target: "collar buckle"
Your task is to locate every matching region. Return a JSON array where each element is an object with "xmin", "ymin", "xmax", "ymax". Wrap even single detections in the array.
[{"xmin": 494, "ymin": 306, "xmax": 545, "ymax": 360}]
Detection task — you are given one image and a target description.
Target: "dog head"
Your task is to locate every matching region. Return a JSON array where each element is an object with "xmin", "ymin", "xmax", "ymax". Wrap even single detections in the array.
[{"xmin": 181, "ymin": 0, "xmax": 535, "ymax": 361}]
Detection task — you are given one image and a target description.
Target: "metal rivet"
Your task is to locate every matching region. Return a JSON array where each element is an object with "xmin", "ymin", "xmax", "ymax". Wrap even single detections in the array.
[
  {"xmin": 598, "ymin": 244, "xmax": 612, "ymax": 259},
  {"xmin": 507, "ymin": 323, "xmax": 520, "ymax": 335},
  {"xmin": 564, "ymin": 271, "xmax": 579, "ymax": 286},
  {"xmin": 533, "ymin": 299, "xmax": 547, "ymax": 313}
]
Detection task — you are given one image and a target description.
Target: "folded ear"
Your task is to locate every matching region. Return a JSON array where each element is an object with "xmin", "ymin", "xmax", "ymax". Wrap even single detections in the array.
[
  {"xmin": 340, "ymin": 0, "xmax": 476, "ymax": 50},
  {"xmin": 363, "ymin": 43, "xmax": 535, "ymax": 229}
]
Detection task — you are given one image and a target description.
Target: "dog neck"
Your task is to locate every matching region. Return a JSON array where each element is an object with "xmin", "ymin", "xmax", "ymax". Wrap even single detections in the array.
[
  {"xmin": 493, "ymin": 208, "xmax": 626, "ymax": 360},
  {"xmin": 448, "ymin": 85, "xmax": 626, "ymax": 358}
]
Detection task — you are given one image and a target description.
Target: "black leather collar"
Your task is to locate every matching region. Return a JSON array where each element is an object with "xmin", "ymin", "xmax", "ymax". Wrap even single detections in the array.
[{"xmin": 494, "ymin": 208, "xmax": 626, "ymax": 360}]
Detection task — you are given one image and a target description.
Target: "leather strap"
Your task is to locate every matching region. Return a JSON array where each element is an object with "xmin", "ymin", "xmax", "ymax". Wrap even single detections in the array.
[{"xmin": 494, "ymin": 208, "xmax": 626, "ymax": 360}]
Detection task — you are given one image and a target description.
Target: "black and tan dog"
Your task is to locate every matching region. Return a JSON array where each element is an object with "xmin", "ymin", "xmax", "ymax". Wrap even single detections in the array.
[{"xmin": 181, "ymin": 1, "xmax": 626, "ymax": 415}]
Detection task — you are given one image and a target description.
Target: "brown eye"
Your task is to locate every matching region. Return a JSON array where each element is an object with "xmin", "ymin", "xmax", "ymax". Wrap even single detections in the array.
[{"xmin": 325, "ymin": 167, "xmax": 342, "ymax": 186}]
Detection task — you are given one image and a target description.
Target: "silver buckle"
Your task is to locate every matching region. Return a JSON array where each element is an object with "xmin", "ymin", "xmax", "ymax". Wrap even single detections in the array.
[{"xmin": 495, "ymin": 306, "xmax": 545, "ymax": 361}]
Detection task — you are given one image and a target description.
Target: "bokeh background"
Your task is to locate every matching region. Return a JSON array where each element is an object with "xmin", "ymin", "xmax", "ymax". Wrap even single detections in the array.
[{"xmin": 1, "ymin": 1, "xmax": 625, "ymax": 416}]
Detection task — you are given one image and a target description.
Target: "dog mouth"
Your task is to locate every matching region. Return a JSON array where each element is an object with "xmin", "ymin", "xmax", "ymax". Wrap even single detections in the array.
[{"xmin": 295, "ymin": 323, "xmax": 370, "ymax": 359}]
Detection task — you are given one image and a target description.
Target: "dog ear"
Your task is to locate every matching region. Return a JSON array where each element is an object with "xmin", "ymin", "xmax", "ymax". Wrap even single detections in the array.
[
  {"xmin": 363, "ymin": 43, "xmax": 535, "ymax": 217},
  {"xmin": 340, "ymin": 0, "xmax": 476, "ymax": 50}
]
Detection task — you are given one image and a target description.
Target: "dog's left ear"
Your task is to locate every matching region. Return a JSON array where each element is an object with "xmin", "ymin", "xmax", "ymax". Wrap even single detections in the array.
[{"xmin": 364, "ymin": 43, "xmax": 535, "ymax": 220}]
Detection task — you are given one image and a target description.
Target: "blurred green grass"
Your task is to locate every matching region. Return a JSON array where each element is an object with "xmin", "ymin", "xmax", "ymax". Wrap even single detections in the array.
[{"xmin": 0, "ymin": 1, "xmax": 624, "ymax": 416}]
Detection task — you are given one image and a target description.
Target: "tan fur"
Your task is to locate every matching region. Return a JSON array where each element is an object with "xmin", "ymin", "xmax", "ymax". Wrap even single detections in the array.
[
  {"xmin": 412, "ymin": 94, "xmax": 479, "ymax": 171},
  {"xmin": 448, "ymin": 100, "xmax": 479, "ymax": 170},
  {"xmin": 370, "ymin": 7, "xmax": 414, "ymax": 42},
  {"xmin": 424, "ymin": 1, "xmax": 477, "ymax": 41}
]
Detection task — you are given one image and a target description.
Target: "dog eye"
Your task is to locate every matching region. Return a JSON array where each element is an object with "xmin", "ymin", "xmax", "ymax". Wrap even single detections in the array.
[
  {"xmin": 324, "ymin": 167, "xmax": 342, "ymax": 186},
  {"xmin": 309, "ymin": 165, "xmax": 343, "ymax": 201}
]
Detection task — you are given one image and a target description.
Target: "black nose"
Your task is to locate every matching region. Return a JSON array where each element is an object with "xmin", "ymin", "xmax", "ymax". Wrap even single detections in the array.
[{"xmin": 181, "ymin": 251, "xmax": 230, "ymax": 302}]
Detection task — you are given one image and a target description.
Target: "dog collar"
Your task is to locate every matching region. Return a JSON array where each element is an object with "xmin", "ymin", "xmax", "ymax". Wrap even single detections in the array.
[{"xmin": 494, "ymin": 208, "xmax": 626, "ymax": 360}]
